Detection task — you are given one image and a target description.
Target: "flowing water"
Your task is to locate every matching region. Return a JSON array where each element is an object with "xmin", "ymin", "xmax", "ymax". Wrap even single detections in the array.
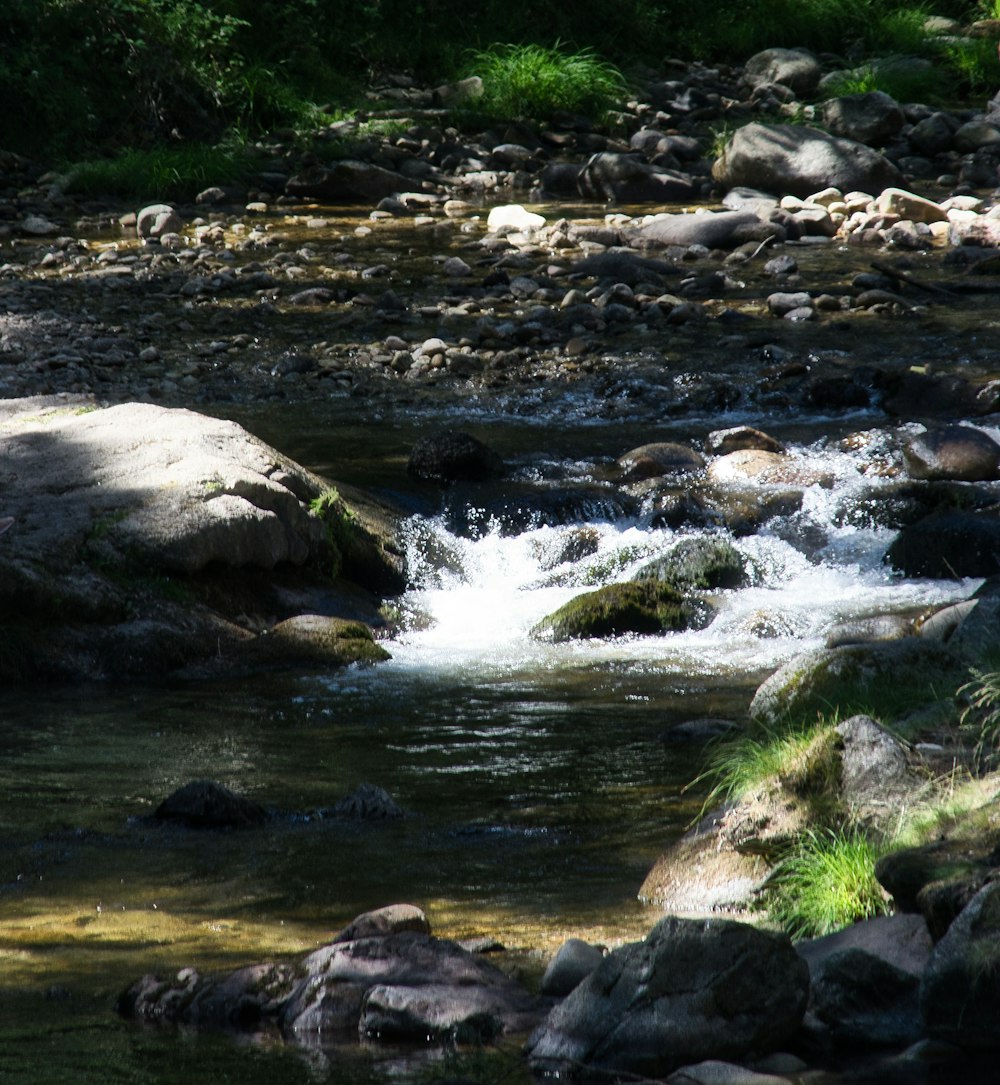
[{"xmin": 0, "ymin": 203, "xmax": 993, "ymax": 1080}]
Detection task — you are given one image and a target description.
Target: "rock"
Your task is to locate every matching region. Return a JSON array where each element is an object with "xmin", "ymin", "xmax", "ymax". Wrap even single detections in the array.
[
  {"xmin": 886, "ymin": 510, "xmax": 1000, "ymax": 578},
  {"xmin": 567, "ymin": 251, "xmax": 679, "ymax": 285},
  {"xmin": 286, "ymin": 161, "xmax": 410, "ymax": 201},
  {"xmin": 432, "ymin": 75, "xmax": 483, "ymax": 105},
  {"xmin": 907, "ymin": 112, "xmax": 958, "ymax": 157},
  {"xmin": 20, "ymin": 214, "xmax": 59, "ymax": 236},
  {"xmin": 407, "ymin": 430, "xmax": 505, "ymax": 483},
  {"xmin": 808, "ymin": 947, "xmax": 922, "ymax": 1049},
  {"xmin": 136, "ymin": 204, "xmax": 182, "ymax": 240},
  {"xmin": 707, "ymin": 449, "xmax": 830, "ymax": 488},
  {"xmin": 667, "ymin": 1061, "xmax": 791, "ymax": 1085},
  {"xmin": 486, "ymin": 204, "xmax": 545, "ymax": 232},
  {"xmin": 637, "ymin": 537, "xmax": 748, "ymax": 592},
  {"xmin": 706, "ymin": 427, "xmax": 785, "ymax": 456},
  {"xmin": 154, "ymin": 780, "xmax": 267, "ymax": 828},
  {"xmin": 825, "ymin": 614, "xmax": 914, "ymax": 648},
  {"xmin": 333, "ymin": 904, "xmax": 430, "ymax": 943},
  {"xmin": 0, "ymin": 399, "xmax": 403, "ymax": 683},
  {"xmin": 525, "ymin": 916, "xmax": 809, "ymax": 1078},
  {"xmin": 328, "ymin": 783, "xmax": 406, "ymax": 820},
  {"xmin": 248, "ymin": 616, "xmax": 389, "ymax": 668},
  {"xmin": 823, "ymin": 91, "xmax": 904, "ymax": 146},
  {"xmin": 712, "ymin": 123, "xmax": 903, "ymax": 199},
  {"xmin": 921, "ymin": 881, "xmax": 1000, "ymax": 1047},
  {"xmin": 834, "ymin": 715, "xmax": 911, "ymax": 811},
  {"xmin": 743, "ymin": 48, "xmax": 822, "ymax": 96},
  {"xmin": 903, "ymin": 426, "xmax": 1000, "ymax": 482},
  {"xmin": 577, "ymin": 152, "xmax": 697, "ymax": 203},
  {"xmin": 876, "ymin": 188, "xmax": 948, "ymax": 224},
  {"xmin": 796, "ymin": 913, "xmax": 933, "ymax": 979},
  {"xmin": 617, "ymin": 441, "xmax": 705, "ymax": 481},
  {"xmin": 531, "ymin": 581, "xmax": 688, "ymax": 642},
  {"xmin": 631, "ymin": 210, "xmax": 768, "ymax": 250},
  {"xmin": 120, "ymin": 922, "xmax": 543, "ymax": 1043},
  {"xmin": 749, "ymin": 640, "xmax": 963, "ymax": 726},
  {"xmin": 541, "ymin": 939, "xmax": 605, "ymax": 996}
]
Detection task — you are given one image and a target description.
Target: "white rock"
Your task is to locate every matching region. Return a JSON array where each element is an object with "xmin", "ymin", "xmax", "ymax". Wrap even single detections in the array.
[
  {"xmin": 804, "ymin": 186, "xmax": 843, "ymax": 206},
  {"xmin": 875, "ymin": 187, "xmax": 947, "ymax": 224},
  {"xmin": 486, "ymin": 204, "xmax": 545, "ymax": 233}
]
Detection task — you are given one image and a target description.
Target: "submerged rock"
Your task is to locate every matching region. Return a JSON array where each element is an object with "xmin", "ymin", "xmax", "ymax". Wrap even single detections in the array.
[
  {"xmin": 154, "ymin": 780, "xmax": 267, "ymax": 829},
  {"xmin": 531, "ymin": 580, "xmax": 688, "ymax": 642},
  {"xmin": 407, "ymin": 429, "xmax": 505, "ymax": 483},
  {"xmin": 526, "ymin": 916, "xmax": 808, "ymax": 1078}
]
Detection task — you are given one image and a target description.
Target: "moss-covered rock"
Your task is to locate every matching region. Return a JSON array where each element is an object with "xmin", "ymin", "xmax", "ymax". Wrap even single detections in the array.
[
  {"xmin": 247, "ymin": 615, "xmax": 390, "ymax": 668},
  {"xmin": 637, "ymin": 536, "xmax": 747, "ymax": 592},
  {"xmin": 531, "ymin": 580, "xmax": 687, "ymax": 642}
]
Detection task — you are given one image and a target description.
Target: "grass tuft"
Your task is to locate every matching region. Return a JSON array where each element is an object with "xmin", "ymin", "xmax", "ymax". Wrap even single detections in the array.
[
  {"xmin": 764, "ymin": 827, "xmax": 890, "ymax": 939},
  {"xmin": 459, "ymin": 42, "xmax": 625, "ymax": 125}
]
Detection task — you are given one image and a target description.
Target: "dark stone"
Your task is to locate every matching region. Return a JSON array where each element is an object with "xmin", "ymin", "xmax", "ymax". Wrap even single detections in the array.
[
  {"xmin": 577, "ymin": 152, "xmax": 697, "ymax": 203},
  {"xmin": 617, "ymin": 441, "xmax": 705, "ymax": 481},
  {"xmin": 326, "ymin": 783, "xmax": 406, "ymax": 821},
  {"xmin": 886, "ymin": 510, "xmax": 1000, "ymax": 578},
  {"xmin": 809, "ymin": 948, "xmax": 921, "ymax": 1049},
  {"xmin": 407, "ymin": 430, "xmax": 505, "ymax": 484},
  {"xmin": 154, "ymin": 780, "xmax": 267, "ymax": 829},
  {"xmin": 903, "ymin": 426, "xmax": 1000, "ymax": 482},
  {"xmin": 525, "ymin": 916, "xmax": 809, "ymax": 1078}
]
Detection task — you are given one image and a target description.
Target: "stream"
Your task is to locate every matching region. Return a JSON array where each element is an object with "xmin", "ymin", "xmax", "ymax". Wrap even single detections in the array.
[{"xmin": 0, "ymin": 198, "xmax": 993, "ymax": 1081}]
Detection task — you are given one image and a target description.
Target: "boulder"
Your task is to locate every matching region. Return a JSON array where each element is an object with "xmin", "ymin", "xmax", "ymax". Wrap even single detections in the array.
[
  {"xmin": 285, "ymin": 161, "xmax": 410, "ymax": 202},
  {"xmin": 136, "ymin": 203, "xmax": 182, "ymax": 240},
  {"xmin": 526, "ymin": 916, "xmax": 809, "ymax": 1078},
  {"xmin": 577, "ymin": 152, "xmax": 697, "ymax": 203},
  {"xmin": 822, "ymin": 91, "xmax": 904, "ymax": 147},
  {"xmin": 531, "ymin": 581, "xmax": 688, "ymax": 642},
  {"xmin": 886, "ymin": 510, "xmax": 1000, "ymax": 578},
  {"xmin": 332, "ymin": 904, "xmax": 430, "ymax": 943},
  {"xmin": 834, "ymin": 714, "xmax": 911, "ymax": 813},
  {"xmin": 796, "ymin": 913, "xmax": 933, "ymax": 979},
  {"xmin": 749, "ymin": 640, "xmax": 963, "ymax": 726},
  {"xmin": 808, "ymin": 947, "xmax": 922, "ymax": 1049},
  {"xmin": 921, "ymin": 881, "xmax": 1000, "ymax": 1047},
  {"xmin": 903, "ymin": 426, "xmax": 1000, "ymax": 482},
  {"xmin": 154, "ymin": 780, "xmax": 267, "ymax": 829},
  {"xmin": 743, "ymin": 48, "xmax": 822, "ymax": 96},
  {"xmin": 327, "ymin": 783, "xmax": 406, "ymax": 821},
  {"xmin": 541, "ymin": 938, "xmax": 605, "ymax": 996},
  {"xmin": 712, "ymin": 123, "xmax": 903, "ymax": 199},
  {"xmin": 706, "ymin": 427, "xmax": 785, "ymax": 456},
  {"xmin": 617, "ymin": 441, "xmax": 705, "ymax": 481},
  {"xmin": 0, "ymin": 399, "xmax": 403, "ymax": 683},
  {"xmin": 666, "ymin": 1062, "xmax": 792, "ymax": 1085},
  {"xmin": 407, "ymin": 430, "xmax": 505, "ymax": 483},
  {"xmin": 630, "ymin": 210, "xmax": 769, "ymax": 250},
  {"xmin": 246, "ymin": 616, "xmax": 390, "ymax": 668},
  {"xmin": 637, "ymin": 537, "xmax": 748, "ymax": 592}
]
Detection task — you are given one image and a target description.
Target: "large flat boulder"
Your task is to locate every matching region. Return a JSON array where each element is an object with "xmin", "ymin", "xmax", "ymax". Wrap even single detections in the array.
[
  {"xmin": 713, "ymin": 123, "xmax": 903, "ymax": 199},
  {"xmin": 0, "ymin": 397, "xmax": 402, "ymax": 682}
]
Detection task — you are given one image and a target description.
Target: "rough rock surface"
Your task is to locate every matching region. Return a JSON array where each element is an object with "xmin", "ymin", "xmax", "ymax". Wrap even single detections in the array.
[
  {"xmin": 0, "ymin": 397, "xmax": 401, "ymax": 682},
  {"xmin": 531, "ymin": 580, "xmax": 688, "ymax": 641},
  {"xmin": 712, "ymin": 123, "xmax": 903, "ymax": 198},
  {"xmin": 525, "ymin": 916, "xmax": 809, "ymax": 1078},
  {"xmin": 154, "ymin": 780, "xmax": 268, "ymax": 829}
]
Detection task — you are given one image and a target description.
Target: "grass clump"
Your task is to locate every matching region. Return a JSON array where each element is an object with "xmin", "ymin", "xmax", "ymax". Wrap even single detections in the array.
[
  {"xmin": 460, "ymin": 42, "xmax": 625, "ymax": 125},
  {"xmin": 959, "ymin": 662, "xmax": 1000, "ymax": 770},
  {"xmin": 764, "ymin": 827, "xmax": 890, "ymax": 939},
  {"xmin": 65, "ymin": 142, "xmax": 258, "ymax": 202}
]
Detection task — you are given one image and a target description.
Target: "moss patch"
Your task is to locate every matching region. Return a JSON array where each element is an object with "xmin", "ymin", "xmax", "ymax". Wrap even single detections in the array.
[{"xmin": 531, "ymin": 580, "xmax": 687, "ymax": 642}]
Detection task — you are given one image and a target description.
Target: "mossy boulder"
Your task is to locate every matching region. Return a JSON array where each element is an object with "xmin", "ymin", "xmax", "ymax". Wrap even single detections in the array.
[
  {"xmin": 637, "ymin": 537, "xmax": 748, "ymax": 592},
  {"xmin": 531, "ymin": 581, "xmax": 687, "ymax": 642},
  {"xmin": 246, "ymin": 615, "xmax": 390, "ymax": 668}
]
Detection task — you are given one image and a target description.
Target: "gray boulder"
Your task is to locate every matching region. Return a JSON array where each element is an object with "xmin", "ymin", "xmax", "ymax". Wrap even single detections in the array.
[
  {"xmin": 286, "ymin": 161, "xmax": 410, "ymax": 201},
  {"xmin": 154, "ymin": 780, "xmax": 267, "ymax": 829},
  {"xmin": 823, "ymin": 91, "xmax": 904, "ymax": 147},
  {"xmin": 617, "ymin": 441, "xmax": 705, "ymax": 481},
  {"xmin": 637, "ymin": 537, "xmax": 748, "ymax": 592},
  {"xmin": 136, "ymin": 203, "xmax": 182, "ymax": 240},
  {"xmin": 713, "ymin": 123, "xmax": 903, "ymax": 199},
  {"xmin": 903, "ymin": 426, "xmax": 1000, "ymax": 482},
  {"xmin": 630, "ymin": 210, "xmax": 773, "ymax": 250},
  {"xmin": 526, "ymin": 916, "xmax": 809, "ymax": 1078},
  {"xmin": 921, "ymin": 881, "xmax": 1000, "ymax": 1047},
  {"xmin": 577, "ymin": 152, "xmax": 697, "ymax": 203},
  {"xmin": 541, "ymin": 938, "xmax": 605, "ymax": 997},
  {"xmin": 744, "ymin": 48, "xmax": 822, "ymax": 96}
]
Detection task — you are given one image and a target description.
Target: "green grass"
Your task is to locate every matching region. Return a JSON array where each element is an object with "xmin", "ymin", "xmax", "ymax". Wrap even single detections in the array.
[
  {"xmin": 65, "ymin": 143, "xmax": 258, "ymax": 203},
  {"xmin": 959, "ymin": 662, "xmax": 1000, "ymax": 770},
  {"xmin": 695, "ymin": 719, "xmax": 836, "ymax": 812},
  {"xmin": 764, "ymin": 827, "xmax": 890, "ymax": 939},
  {"xmin": 458, "ymin": 42, "xmax": 626, "ymax": 125}
]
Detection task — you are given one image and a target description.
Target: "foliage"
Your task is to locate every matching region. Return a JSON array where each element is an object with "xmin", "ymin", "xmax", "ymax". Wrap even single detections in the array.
[
  {"xmin": 764, "ymin": 827, "xmax": 890, "ymax": 938},
  {"xmin": 65, "ymin": 142, "xmax": 257, "ymax": 201},
  {"xmin": 959, "ymin": 663, "xmax": 1000, "ymax": 770},
  {"xmin": 695, "ymin": 718, "xmax": 834, "ymax": 810},
  {"xmin": 458, "ymin": 42, "xmax": 626, "ymax": 125}
]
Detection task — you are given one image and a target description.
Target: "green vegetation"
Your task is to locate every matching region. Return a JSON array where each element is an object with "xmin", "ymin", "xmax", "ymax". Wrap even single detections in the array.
[
  {"xmin": 764, "ymin": 827, "xmax": 890, "ymax": 938},
  {"xmin": 459, "ymin": 43, "xmax": 626, "ymax": 125},
  {"xmin": 959, "ymin": 661, "xmax": 1000, "ymax": 769}
]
